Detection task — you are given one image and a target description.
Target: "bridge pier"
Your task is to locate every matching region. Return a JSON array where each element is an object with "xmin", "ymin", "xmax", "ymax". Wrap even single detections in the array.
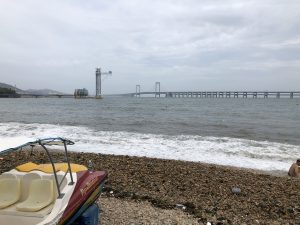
[{"xmin": 264, "ymin": 92, "xmax": 268, "ymax": 98}]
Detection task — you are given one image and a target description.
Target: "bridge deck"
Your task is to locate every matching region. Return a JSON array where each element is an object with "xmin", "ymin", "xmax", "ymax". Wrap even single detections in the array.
[{"xmin": 130, "ymin": 91, "xmax": 300, "ymax": 98}]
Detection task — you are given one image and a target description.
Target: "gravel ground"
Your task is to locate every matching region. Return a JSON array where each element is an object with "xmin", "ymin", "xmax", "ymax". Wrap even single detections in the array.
[
  {"xmin": 98, "ymin": 196, "xmax": 201, "ymax": 225},
  {"xmin": 1, "ymin": 150, "xmax": 300, "ymax": 224}
]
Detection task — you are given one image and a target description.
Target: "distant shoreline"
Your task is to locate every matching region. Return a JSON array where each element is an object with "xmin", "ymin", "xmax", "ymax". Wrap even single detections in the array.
[{"xmin": 0, "ymin": 93, "xmax": 20, "ymax": 98}]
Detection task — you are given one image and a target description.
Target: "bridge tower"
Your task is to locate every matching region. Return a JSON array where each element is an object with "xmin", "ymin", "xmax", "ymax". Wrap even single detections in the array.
[
  {"xmin": 155, "ymin": 82, "xmax": 160, "ymax": 98},
  {"xmin": 95, "ymin": 67, "xmax": 112, "ymax": 99},
  {"xmin": 135, "ymin": 85, "xmax": 141, "ymax": 97}
]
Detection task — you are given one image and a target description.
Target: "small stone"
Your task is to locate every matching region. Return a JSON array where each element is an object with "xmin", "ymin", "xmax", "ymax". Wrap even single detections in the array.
[
  {"xmin": 176, "ymin": 204, "xmax": 187, "ymax": 210},
  {"xmin": 287, "ymin": 206, "xmax": 294, "ymax": 213},
  {"xmin": 232, "ymin": 187, "xmax": 241, "ymax": 194}
]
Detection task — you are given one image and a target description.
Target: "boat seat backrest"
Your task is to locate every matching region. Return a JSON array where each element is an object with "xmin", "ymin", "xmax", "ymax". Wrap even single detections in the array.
[
  {"xmin": 0, "ymin": 178, "xmax": 21, "ymax": 209},
  {"xmin": 20, "ymin": 173, "xmax": 42, "ymax": 201},
  {"xmin": 0, "ymin": 173, "xmax": 18, "ymax": 180},
  {"xmin": 16, "ymin": 179, "xmax": 54, "ymax": 212},
  {"xmin": 42, "ymin": 174, "xmax": 67, "ymax": 200}
]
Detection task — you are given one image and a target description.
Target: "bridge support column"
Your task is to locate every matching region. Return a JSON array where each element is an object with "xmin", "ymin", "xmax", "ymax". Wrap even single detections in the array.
[{"xmin": 264, "ymin": 92, "xmax": 268, "ymax": 98}]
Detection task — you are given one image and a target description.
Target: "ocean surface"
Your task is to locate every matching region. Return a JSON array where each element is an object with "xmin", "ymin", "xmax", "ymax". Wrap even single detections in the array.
[{"xmin": 0, "ymin": 97, "xmax": 299, "ymax": 172}]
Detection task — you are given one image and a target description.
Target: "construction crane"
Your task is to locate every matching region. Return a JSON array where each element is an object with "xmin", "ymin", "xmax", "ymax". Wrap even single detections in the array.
[{"xmin": 95, "ymin": 67, "xmax": 112, "ymax": 99}]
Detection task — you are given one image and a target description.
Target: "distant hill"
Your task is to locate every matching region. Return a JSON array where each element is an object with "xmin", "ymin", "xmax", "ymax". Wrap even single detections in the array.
[
  {"xmin": 0, "ymin": 82, "xmax": 23, "ymax": 92},
  {"xmin": 0, "ymin": 82, "xmax": 67, "ymax": 95}
]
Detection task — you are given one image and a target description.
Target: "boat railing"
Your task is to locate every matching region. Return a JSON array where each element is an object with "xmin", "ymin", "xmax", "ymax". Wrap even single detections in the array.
[{"xmin": 0, "ymin": 137, "xmax": 75, "ymax": 199}]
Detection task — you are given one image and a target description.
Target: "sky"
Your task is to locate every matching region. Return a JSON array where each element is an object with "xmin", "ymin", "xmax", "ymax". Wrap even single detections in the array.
[{"xmin": 0, "ymin": 0, "xmax": 300, "ymax": 94}]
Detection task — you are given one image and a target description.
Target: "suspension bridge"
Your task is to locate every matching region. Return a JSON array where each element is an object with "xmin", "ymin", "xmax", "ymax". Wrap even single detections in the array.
[{"xmin": 125, "ymin": 82, "xmax": 300, "ymax": 98}]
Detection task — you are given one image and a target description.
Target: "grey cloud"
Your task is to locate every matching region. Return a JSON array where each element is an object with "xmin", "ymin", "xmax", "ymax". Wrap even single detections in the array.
[{"xmin": 0, "ymin": 0, "xmax": 299, "ymax": 94}]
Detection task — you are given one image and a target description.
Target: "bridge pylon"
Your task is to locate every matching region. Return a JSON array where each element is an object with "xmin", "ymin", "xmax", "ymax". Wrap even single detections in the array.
[
  {"xmin": 155, "ymin": 82, "xmax": 160, "ymax": 98},
  {"xmin": 135, "ymin": 85, "xmax": 141, "ymax": 97}
]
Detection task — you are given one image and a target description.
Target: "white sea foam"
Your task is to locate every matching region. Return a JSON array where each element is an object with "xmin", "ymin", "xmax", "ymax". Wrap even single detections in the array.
[{"xmin": 0, "ymin": 122, "xmax": 299, "ymax": 172}]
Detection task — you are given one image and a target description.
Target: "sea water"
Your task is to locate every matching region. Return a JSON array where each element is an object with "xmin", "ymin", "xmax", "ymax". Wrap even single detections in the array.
[{"xmin": 0, "ymin": 97, "xmax": 299, "ymax": 172}]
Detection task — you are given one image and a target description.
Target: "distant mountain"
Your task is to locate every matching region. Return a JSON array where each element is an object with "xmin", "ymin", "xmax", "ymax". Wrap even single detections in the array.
[
  {"xmin": 0, "ymin": 82, "xmax": 23, "ymax": 92},
  {"xmin": 0, "ymin": 82, "xmax": 67, "ymax": 95}
]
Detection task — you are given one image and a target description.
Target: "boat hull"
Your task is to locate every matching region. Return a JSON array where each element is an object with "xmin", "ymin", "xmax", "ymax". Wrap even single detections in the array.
[{"xmin": 58, "ymin": 170, "xmax": 107, "ymax": 225}]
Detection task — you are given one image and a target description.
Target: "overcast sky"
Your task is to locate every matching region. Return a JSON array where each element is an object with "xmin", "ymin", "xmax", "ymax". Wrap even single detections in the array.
[{"xmin": 0, "ymin": 0, "xmax": 300, "ymax": 94}]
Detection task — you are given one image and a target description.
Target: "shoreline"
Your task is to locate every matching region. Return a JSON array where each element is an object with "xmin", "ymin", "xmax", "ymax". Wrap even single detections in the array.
[
  {"xmin": 67, "ymin": 149, "xmax": 290, "ymax": 178},
  {"xmin": 6, "ymin": 147, "xmax": 290, "ymax": 177},
  {"xmin": 1, "ymin": 150, "xmax": 299, "ymax": 224}
]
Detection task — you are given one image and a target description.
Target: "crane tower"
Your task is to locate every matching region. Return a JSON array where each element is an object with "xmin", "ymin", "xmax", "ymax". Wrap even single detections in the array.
[{"xmin": 95, "ymin": 67, "xmax": 112, "ymax": 99}]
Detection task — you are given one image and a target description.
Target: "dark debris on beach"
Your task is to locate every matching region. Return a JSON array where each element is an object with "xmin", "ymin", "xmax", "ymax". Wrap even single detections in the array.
[{"xmin": 1, "ymin": 150, "xmax": 300, "ymax": 225}]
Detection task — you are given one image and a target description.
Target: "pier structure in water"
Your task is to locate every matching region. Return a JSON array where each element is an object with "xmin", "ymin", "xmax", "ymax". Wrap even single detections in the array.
[{"xmin": 95, "ymin": 67, "xmax": 112, "ymax": 99}]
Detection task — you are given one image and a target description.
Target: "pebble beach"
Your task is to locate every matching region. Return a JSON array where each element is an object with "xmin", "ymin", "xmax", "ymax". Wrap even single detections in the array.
[{"xmin": 1, "ymin": 150, "xmax": 300, "ymax": 224}]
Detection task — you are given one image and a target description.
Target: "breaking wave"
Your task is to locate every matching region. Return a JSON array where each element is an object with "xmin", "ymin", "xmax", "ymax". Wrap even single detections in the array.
[{"xmin": 0, "ymin": 122, "xmax": 298, "ymax": 172}]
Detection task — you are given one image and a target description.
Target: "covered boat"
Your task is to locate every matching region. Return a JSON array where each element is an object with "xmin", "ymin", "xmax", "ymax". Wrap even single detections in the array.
[{"xmin": 0, "ymin": 137, "xmax": 107, "ymax": 225}]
